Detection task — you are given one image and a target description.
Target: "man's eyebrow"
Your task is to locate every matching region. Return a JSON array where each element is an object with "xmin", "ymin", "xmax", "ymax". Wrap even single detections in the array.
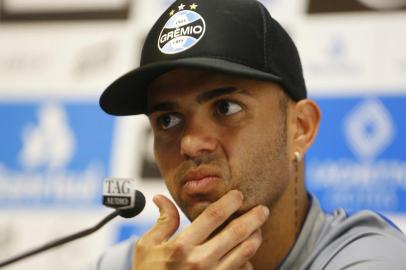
[
  {"xmin": 148, "ymin": 102, "xmax": 179, "ymax": 115},
  {"xmin": 197, "ymin": 86, "xmax": 249, "ymax": 103},
  {"xmin": 148, "ymin": 87, "xmax": 249, "ymax": 114}
]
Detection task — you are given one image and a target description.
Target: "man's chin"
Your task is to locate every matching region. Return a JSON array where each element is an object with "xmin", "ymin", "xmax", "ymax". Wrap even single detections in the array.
[
  {"xmin": 183, "ymin": 198, "xmax": 256, "ymax": 222},
  {"xmin": 180, "ymin": 189, "xmax": 227, "ymax": 220},
  {"xmin": 183, "ymin": 200, "xmax": 212, "ymax": 221}
]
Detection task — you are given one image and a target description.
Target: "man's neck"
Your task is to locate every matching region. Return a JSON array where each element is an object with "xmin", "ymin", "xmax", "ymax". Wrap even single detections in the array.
[{"xmin": 251, "ymin": 165, "xmax": 309, "ymax": 270}]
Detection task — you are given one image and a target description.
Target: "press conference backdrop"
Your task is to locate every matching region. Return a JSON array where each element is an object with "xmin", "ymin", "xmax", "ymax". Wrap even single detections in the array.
[{"xmin": 0, "ymin": 0, "xmax": 405, "ymax": 269}]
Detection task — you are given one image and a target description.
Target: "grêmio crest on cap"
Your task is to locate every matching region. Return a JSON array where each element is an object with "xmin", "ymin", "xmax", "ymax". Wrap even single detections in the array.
[{"xmin": 158, "ymin": 3, "xmax": 206, "ymax": 55}]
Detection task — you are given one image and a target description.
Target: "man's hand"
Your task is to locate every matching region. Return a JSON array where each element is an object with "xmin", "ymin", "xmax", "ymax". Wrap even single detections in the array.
[{"xmin": 132, "ymin": 190, "xmax": 269, "ymax": 270}]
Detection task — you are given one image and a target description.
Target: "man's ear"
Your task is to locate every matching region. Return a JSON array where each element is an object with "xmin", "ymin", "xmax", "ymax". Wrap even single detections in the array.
[{"xmin": 291, "ymin": 99, "xmax": 321, "ymax": 155}]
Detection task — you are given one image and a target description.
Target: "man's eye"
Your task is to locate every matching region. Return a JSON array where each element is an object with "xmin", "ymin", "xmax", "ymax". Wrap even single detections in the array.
[
  {"xmin": 215, "ymin": 100, "xmax": 242, "ymax": 116},
  {"xmin": 157, "ymin": 114, "xmax": 182, "ymax": 130}
]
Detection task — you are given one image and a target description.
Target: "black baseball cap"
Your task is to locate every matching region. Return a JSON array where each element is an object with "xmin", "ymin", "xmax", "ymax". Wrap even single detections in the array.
[{"xmin": 100, "ymin": 0, "xmax": 307, "ymax": 116}]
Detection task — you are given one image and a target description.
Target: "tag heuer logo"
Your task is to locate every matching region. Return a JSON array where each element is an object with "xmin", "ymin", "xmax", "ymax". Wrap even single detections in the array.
[{"xmin": 158, "ymin": 8, "xmax": 206, "ymax": 55}]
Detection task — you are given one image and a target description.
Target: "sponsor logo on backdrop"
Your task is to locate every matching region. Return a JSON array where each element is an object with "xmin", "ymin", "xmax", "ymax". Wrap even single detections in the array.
[
  {"xmin": 344, "ymin": 99, "xmax": 394, "ymax": 161},
  {"xmin": 73, "ymin": 41, "xmax": 116, "ymax": 78},
  {"xmin": 0, "ymin": 51, "xmax": 48, "ymax": 75},
  {"xmin": 307, "ymin": 96, "xmax": 406, "ymax": 213},
  {"xmin": 19, "ymin": 103, "xmax": 76, "ymax": 170},
  {"xmin": 158, "ymin": 3, "xmax": 205, "ymax": 54},
  {"xmin": 308, "ymin": 0, "xmax": 406, "ymax": 13},
  {"xmin": 0, "ymin": 102, "xmax": 114, "ymax": 208},
  {"xmin": 305, "ymin": 35, "xmax": 361, "ymax": 78}
]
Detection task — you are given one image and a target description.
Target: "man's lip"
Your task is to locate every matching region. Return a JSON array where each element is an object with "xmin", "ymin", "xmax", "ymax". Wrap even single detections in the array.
[
  {"xmin": 182, "ymin": 169, "xmax": 221, "ymax": 185},
  {"xmin": 181, "ymin": 169, "xmax": 222, "ymax": 195}
]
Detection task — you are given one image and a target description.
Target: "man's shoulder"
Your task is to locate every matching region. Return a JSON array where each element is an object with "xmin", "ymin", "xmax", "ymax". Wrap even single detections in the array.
[{"xmin": 309, "ymin": 209, "xmax": 406, "ymax": 270}]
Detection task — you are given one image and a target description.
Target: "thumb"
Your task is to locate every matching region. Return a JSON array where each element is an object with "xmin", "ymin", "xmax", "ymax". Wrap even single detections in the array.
[{"xmin": 142, "ymin": 194, "xmax": 180, "ymax": 244}]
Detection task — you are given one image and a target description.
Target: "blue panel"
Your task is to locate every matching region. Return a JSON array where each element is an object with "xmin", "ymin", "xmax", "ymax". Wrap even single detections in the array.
[
  {"xmin": 0, "ymin": 101, "xmax": 115, "ymax": 208},
  {"xmin": 116, "ymin": 222, "xmax": 152, "ymax": 243},
  {"xmin": 307, "ymin": 95, "xmax": 406, "ymax": 213}
]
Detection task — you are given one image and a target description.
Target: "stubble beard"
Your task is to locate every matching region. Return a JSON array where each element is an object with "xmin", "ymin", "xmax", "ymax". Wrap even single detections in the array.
[
  {"xmin": 227, "ymin": 97, "xmax": 290, "ymax": 216},
  {"xmin": 169, "ymin": 94, "xmax": 290, "ymax": 222},
  {"xmin": 175, "ymin": 123, "xmax": 289, "ymax": 222},
  {"xmin": 234, "ymin": 132, "xmax": 289, "ymax": 214}
]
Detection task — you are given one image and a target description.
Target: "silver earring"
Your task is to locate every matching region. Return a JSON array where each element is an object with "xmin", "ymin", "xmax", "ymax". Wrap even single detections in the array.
[{"xmin": 294, "ymin": 151, "xmax": 302, "ymax": 162}]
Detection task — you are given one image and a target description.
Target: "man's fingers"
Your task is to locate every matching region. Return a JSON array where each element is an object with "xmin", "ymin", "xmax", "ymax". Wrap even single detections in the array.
[
  {"xmin": 200, "ymin": 205, "xmax": 268, "ymax": 261},
  {"xmin": 216, "ymin": 229, "xmax": 262, "ymax": 270},
  {"xmin": 177, "ymin": 190, "xmax": 244, "ymax": 244},
  {"xmin": 238, "ymin": 262, "xmax": 254, "ymax": 270},
  {"xmin": 139, "ymin": 194, "xmax": 180, "ymax": 245}
]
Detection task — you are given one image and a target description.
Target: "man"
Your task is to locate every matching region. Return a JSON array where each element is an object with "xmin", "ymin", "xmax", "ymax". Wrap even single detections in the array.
[{"xmin": 91, "ymin": 0, "xmax": 406, "ymax": 269}]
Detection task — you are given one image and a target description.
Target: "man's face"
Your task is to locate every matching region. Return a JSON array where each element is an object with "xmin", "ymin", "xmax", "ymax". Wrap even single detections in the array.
[{"xmin": 147, "ymin": 69, "xmax": 292, "ymax": 220}]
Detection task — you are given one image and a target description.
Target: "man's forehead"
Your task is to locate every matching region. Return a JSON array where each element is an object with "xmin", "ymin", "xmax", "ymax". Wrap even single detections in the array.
[
  {"xmin": 147, "ymin": 68, "xmax": 281, "ymax": 99},
  {"xmin": 147, "ymin": 68, "xmax": 239, "ymax": 104}
]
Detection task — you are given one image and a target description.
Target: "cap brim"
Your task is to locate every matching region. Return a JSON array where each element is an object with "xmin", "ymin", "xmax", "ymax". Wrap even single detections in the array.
[{"xmin": 100, "ymin": 57, "xmax": 282, "ymax": 116}]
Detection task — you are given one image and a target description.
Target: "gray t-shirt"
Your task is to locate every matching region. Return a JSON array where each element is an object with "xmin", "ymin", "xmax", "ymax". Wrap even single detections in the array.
[
  {"xmin": 84, "ymin": 195, "xmax": 406, "ymax": 270},
  {"xmin": 279, "ymin": 196, "xmax": 406, "ymax": 269}
]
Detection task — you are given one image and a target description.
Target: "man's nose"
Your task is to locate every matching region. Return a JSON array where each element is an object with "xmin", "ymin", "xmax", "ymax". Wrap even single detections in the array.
[{"xmin": 180, "ymin": 118, "xmax": 218, "ymax": 159}]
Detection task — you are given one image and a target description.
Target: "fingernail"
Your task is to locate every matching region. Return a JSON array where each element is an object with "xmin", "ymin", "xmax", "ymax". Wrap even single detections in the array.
[
  {"xmin": 152, "ymin": 195, "xmax": 163, "ymax": 206},
  {"xmin": 262, "ymin": 206, "xmax": 269, "ymax": 217},
  {"xmin": 231, "ymin": 190, "xmax": 244, "ymax": 200}
]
